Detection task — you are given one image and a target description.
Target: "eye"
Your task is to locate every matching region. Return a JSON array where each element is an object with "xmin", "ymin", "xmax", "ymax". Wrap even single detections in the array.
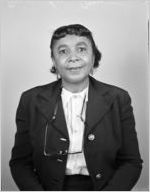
[
  {"xmin": 58, "ymin": 49, "xmax": 68, "ymax": 55},
  {"xmin": 78, "ymin": 47, "xmax": 87, "ymax": 52}
]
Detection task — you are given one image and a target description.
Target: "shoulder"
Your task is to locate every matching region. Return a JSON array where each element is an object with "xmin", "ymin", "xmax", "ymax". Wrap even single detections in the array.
[
  {"xmin": 91, "ymin": 77, "xmax": 128, "ymax": 95},
  {"xmin": 100, "ymin": 81, "xmax": 128, "ymax": 96},
  {"xmin": 90, "ymin": 77, "xmax": 131, "ymax": 104},
  {"xmin": 20, "ymin": 80, "xmax": 58, "ymax": 100}
]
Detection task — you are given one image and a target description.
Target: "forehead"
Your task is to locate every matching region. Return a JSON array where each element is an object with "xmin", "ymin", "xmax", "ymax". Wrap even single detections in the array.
[{"xmin": 53, "ymin": 35, "xmax": 92, "ymax": 49}]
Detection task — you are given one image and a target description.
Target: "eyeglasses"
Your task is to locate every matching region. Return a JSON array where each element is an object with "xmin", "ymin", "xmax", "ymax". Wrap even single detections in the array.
[{"xmin": 43, "ymin": 93, "xmax": 87, "ymax": 157}]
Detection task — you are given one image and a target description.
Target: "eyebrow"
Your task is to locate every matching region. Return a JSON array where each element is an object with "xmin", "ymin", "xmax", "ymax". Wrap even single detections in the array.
[
  {"xmin": 57, "ymin": 45, "xmax": 68, "ymax": 50},
  {"xmin": 76, "ymin": 42, "xmax": 88, "ymax": 47},
  {"xmin": 57, "ymin": 41, "xmax": 88, "ymax": 50}
]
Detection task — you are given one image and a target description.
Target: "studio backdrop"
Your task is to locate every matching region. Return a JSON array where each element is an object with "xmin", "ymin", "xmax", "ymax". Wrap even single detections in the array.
[{"xmin": 1, "ymin": 0, "xmax": 149, "ymax": 191}]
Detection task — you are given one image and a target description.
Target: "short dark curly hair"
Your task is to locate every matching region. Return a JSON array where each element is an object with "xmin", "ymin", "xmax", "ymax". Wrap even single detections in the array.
[{"xmin": 50, "ymin": 24, "xmax": 102, "ymax": 73}]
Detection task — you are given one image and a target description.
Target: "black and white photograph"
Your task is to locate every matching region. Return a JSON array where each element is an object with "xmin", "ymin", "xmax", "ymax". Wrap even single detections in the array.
[{"xmin": 1, "ymin": 0, "xmax": 149, "ymax": 191}]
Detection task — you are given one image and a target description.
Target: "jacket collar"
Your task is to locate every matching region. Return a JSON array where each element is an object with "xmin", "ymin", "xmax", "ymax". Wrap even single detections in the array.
[
  {"xmin": 36, "ymin": 79, "xmax": 69, "ymax": 139},
  {"xmin": 85, "ymin": 76, "xmax": 115, "ymax": 136},
  {"xmin": 36, "ymin": 76, "xmax": 115, "ymax": 138}
]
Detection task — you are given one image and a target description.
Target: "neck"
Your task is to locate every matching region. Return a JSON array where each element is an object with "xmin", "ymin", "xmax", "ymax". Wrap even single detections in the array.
[{"xmin": 62, "ymin": 77, "xmax": 89, "ymax": 93}]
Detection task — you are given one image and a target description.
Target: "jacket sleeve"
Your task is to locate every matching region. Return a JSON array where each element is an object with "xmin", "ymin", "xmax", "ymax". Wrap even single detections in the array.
[
  {"xmin": 103, "ymin": 91, "xmax": 143, "ymax": 191},
  {"xmin": 9, "ymin": 93, "xmax": 44, "ymax": 191}
]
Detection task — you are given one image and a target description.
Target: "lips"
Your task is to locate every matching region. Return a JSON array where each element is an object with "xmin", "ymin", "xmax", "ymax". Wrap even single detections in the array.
[{"xmin": 67, "ymin": 66, "xmax": 84, "ymax": 71}]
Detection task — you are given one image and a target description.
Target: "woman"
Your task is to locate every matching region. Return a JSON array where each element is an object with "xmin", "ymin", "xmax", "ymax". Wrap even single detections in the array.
[{"xmin": 10, "ymin": 24, "xmax": 143, "ymax": 191}]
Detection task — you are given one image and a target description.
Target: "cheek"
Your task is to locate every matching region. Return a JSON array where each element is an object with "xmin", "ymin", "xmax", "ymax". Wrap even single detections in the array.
[
  {"xmin": 54, "ymin": 57, "xmax": 66, "ymax": 68},
  {"xmin": 84, "ymin": 54, "xmax": 95, "ymax": 66}
]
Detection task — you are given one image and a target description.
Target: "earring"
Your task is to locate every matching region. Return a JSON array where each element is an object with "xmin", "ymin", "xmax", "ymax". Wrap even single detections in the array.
[
  {"xmin": 50, "ymin": 65, "xmax": 61, "ymax": 80},
  {"xmin": 56, "ymin": 73, "xmax": 61, "ymax": 80},
  {"xmin": 90, "ymin": 68, "xmax": 94, "ymax": 76},
  {"xmin": 56, "ymin": 69, "xmax": 61, "ymax": 80},
  {"xmin": 50, "ymin": 66, "xmax": 56, "ymax": 73}
]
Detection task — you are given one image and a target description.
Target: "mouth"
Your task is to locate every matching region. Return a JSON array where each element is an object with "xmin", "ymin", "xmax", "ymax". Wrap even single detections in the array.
[{"xmin": 67, "ymin": 66, "xmax": 84, "ymax": 71}]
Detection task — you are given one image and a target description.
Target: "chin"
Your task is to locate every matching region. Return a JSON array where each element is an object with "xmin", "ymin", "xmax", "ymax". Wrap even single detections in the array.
[{"xmin": 64, "ymin": 75, "xmax": 89, "ymax": 84}]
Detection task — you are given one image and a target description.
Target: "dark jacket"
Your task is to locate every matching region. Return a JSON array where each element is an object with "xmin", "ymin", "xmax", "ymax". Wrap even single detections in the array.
[{"xmin": 9, "ymin": 76, "xmax": 143, "ymax": 191}]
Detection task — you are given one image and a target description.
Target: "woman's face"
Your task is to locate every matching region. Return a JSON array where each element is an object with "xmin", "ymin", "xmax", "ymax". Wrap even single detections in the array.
[{"xmin": 52, "ymin": 35, "xmax": 95, "ymax": 84}]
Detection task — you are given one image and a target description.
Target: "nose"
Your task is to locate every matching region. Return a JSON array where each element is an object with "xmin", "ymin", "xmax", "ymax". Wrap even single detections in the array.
[{"xmin": 68, "ymin": 51, "xmax": 80, "ymax": 63}]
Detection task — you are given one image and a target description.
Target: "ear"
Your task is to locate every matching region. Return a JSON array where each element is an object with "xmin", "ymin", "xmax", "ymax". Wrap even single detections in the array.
[
  {"xmin": 90, "ymin": 55, "xmax": 95, "ymax": 76},
  {"xmin": 52, "ymin": 57, "xmax": 56, "ymax": 66},
  {"xmin": 90, "ymin": 67, "xmax": 94, "ymax": 75},
  {"xmin": 92, "ymin": 54, "xmax": 95, "ymax": 66}
]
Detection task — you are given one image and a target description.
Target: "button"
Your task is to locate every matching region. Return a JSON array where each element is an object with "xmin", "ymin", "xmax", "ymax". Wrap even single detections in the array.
[
  {"xmin": 60, "ymin": 138, "xmax": 67, "ymax": 142},
  {"xmin": 65, "ymin": 150, "xmax": 68, "ymax": 154},
  {"xmin": 59, "ymin": 150, "xmax": 63, "ymax": 155},
  {"xmin": 59, "ymin": 150, "xmax": 68, "ymax": 155},
  {"xmin": 96, "ymin": 173, "xmax": 101, "ymax": 179},
  {"xmin": 88, "ymin": 134, "xmax": 95, "ymax": 141},
  {"xmin": 57, "ymin": 158, "xmax": 63, "ymax": 162}
]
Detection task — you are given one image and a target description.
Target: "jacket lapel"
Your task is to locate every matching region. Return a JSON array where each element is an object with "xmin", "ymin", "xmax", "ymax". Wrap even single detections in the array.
[
  {"xmin": 36, "ymin": 79, "xmax": 69, "ymax": 139},
  {"xmin": 85, "ymin": 76, "xmax": 115, "ymax": 136},
  {"xmin": 36, "ymin": 76, "xmax": 115, "ymax": 138},
  {"xmin": 53, "ymin": 98, "xmax": 69, "ymax": 139}
]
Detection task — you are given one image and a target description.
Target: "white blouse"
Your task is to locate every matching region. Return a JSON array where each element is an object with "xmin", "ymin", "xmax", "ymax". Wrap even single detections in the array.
[{"xmin": 61, "ymin": 86, "xmax": 89, "ymax": 175}]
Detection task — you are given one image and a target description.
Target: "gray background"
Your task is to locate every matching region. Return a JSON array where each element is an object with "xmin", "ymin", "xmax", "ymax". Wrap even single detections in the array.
[{"xmin": 1, "ymin": 0, "xmax": 149, "ymax": 191}]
